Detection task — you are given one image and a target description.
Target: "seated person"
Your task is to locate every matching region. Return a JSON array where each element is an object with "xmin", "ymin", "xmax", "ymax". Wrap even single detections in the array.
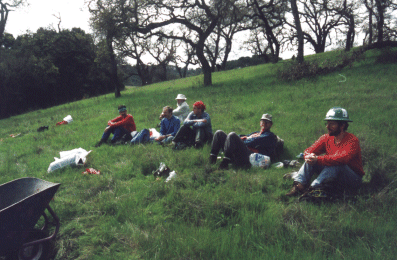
[
  {"xmin": 286, "ymin": 107, "xmax": 364, "ymax": 197},
  {"xmin": 95, "ymin": 105, "xmax": 136, "ymax": 147},
  {"xmin": 172, "ymin": 100, "xmax": 212, "ymax": 149},
  {"xmin": 209, "ymin": 114, "xmax": 277, "ymax": 169},
  {"xmin": 131, "ymin": 106, "xmax": 180, "ymax": 145},
  {"xmin": 160, "ymin": 94, "xmax": 190, "ymax": 123}
]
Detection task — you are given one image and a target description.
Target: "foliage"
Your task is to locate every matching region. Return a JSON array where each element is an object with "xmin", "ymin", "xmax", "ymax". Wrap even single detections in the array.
[
  {"xmin": 0, "ymin": 48, "xmax": 397, "ymax": 260},
  {"xmin": 0, "ymin": 28, "xmax": 116, "ymax": 119}
]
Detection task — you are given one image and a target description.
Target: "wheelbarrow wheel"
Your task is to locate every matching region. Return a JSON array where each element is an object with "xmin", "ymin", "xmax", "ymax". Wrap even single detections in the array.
[{"xmin": 15, "ymin": 230, "xmax": 49, "ymax": 260}]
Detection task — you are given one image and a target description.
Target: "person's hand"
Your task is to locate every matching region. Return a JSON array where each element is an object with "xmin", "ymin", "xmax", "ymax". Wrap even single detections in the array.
[
  {"xmin": 240, "ymin": 136, "xmax": 247, "ymax": 140},
  {"xmin": 156, "ymin": 135, "xmax": 167, "ymax": 141},
  {"xmin": 305, "ymin": 153, "xmax": 318, "ymax": 165},
  {"xmin": 104, "ymin": 126, "xmax": 111, "ymax": 133}
]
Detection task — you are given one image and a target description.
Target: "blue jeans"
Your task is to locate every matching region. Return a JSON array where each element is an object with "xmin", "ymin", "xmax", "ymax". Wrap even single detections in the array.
[
  {"xmin": 292, "ymin": 162, "xmax": 362, "ymax": 190},
  {"xmin": 131, "ymin": 129, "xmax": 175, "ymax": 145},
  {"xmin": 101, "ymin": 126, "xmax": 130, "ymax": 142},
  {"xmin": 130, "ymin": 129, "xmax": 151, "ymax": 145},
  {"xmin": 153, "ymin": 136, "xmax": 174, "ymax": 145}
]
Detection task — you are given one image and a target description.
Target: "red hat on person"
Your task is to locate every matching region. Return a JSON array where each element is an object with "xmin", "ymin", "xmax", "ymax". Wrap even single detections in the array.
[{"xmin": 193, "ymin": 101, "xmax": 206, "ymax": 111}]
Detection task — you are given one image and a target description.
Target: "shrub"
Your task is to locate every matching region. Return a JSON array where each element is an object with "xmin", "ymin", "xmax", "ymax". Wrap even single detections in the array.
[{"xmin": 278, "ymin": 48, "xmax": 366, "ymax": 81}]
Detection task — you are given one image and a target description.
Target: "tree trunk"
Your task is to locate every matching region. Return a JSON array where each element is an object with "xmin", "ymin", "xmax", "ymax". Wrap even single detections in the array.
[
  {"xmin": 375, "ymin": 0, "xmax": 384, "ymax": 43},
  {"xmin": 291, "ymin": 0, "xmax": 304, "ymax": 63},
  {"xmin": 368, "ymin": 0, "xmax": 373, "ymax": 45},
  {"xmin": 106, "ymin": 35, "xmax": 121, "ymax": 98},
  {"xmin": 196, "ymin": 42, "xmax": 212, "ymax": 86},
  {"xmin": 221, "ymin": 38, "xmax": 232, "ymax": 70},
  {"xmin": 345, "ymin": 14, "xmax": 355, "ymax": 52}
]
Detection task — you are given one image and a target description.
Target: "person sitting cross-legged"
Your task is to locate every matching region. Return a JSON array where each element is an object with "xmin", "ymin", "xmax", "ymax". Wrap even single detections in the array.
[
  {"xmin": 130, "ymin": 106, "xmax": 180, "ymax": 145},
  {"xmin": 209, "ymin": 113, "xmax": 277, "ymax": 169}
]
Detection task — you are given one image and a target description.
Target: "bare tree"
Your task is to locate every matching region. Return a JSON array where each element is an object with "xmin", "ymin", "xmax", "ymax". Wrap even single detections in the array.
[
  {"xmin": 334, "ymin": 0, "xmax": 360, "ymax": 51},
  {"xmin": 88, "ymin": 0, "xmax": 126, "ymax": 97},
  {"xmin": 205, "ymin": 1, "xmax": 250, "ymax": 70},
  {"xmin": 172, "ymin": 40, "xmax": 199, "ymax": 78},
  {"xmin": 247, "ymin": 0, "xmax": 289, "ymax": 63},
  {"xmin": 91, "ymin": 0, "xmax": 243, "ymax": 87},
  {"xmin": 290, "ymin": 0, "xmax": 304, "ymax": 62},
  {"xmin": 362, "ymin": 0, "xmax": 397, "ymax": 45},
  {"xmin": 0, "ymin": 0, "xmax": 27, "ymax": 39},
  {"xmin": 296, "ymin": 0, "xmax": 346, "ymax": 54}
]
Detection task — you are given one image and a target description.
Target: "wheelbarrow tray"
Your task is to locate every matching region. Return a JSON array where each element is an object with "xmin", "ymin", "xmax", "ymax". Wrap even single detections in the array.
[{"xmin": 0, "ymin": 177, "xmax": 60, "ymax": 256}]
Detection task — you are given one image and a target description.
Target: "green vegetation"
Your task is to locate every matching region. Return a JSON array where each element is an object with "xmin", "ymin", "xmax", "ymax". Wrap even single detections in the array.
[{"xmin": 1, "ymin": 48, "xmax": 397, "ymax": 259}]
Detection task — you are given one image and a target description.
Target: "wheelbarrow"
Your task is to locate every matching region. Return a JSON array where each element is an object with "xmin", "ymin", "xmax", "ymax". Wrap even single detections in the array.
[{"xmin": 0, "ymin": 177, "xmax": 61, "ymax": 260}]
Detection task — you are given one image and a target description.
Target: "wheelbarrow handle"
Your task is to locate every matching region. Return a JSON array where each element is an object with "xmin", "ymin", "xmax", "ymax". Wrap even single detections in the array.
[{"xmin": 20, "ymin": 205, "xmax": 60, "ymax": 249}]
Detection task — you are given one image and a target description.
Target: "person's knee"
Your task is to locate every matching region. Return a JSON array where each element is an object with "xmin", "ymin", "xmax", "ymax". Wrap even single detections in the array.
[{"xmin": 214, "ymin": 130, "xmax": 226, "ymax": 136}]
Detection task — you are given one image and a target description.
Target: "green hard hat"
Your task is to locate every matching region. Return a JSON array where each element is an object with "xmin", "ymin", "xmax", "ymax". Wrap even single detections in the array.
[{"xmin": 324, "ymin": 107, "xmax": 352, "ymax": 122}]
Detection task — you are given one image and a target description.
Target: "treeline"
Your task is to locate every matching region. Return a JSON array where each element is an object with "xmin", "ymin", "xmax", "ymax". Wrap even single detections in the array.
[
  {"xmin": 0, "ymin": 27, "xmax": 268, "ymax": 119},
  {"xmin": 0, "ymin": 28, "xmax": 121, "ymax": 119}
]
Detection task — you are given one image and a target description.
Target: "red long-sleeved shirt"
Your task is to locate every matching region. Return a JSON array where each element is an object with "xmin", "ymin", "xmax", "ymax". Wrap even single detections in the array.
[
  {"xmin": 108, "ymin": 114, "xmax": 136, "ymax": 132},
  {"xmin": 304, "ymin": 132, "xmax": 365, "ymax": 176}
]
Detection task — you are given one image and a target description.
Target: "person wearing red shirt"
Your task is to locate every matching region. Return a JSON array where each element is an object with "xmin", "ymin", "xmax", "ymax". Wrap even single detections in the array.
[
  {"xmin": 95, "ymin": 105, "xmax": 136, "ymax": 147},
  {"xmin": 286, "ymin": 107, "xmax": 364, "ymax": 197}
]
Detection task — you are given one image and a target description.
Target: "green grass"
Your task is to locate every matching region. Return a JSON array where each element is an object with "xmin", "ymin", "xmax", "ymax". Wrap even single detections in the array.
[{"xmin": 1, "ymin": 48, "xmax": 397, "ymax": 259}]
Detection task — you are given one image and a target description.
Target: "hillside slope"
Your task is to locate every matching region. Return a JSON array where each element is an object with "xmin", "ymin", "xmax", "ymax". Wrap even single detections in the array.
[{"xmin": 1, "ymin": 48, "xmax": 397, "ymax": 259}]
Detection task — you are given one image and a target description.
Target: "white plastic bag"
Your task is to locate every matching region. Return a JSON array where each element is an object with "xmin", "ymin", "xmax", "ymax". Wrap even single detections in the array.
[
  {"xmin": 165, "ymin": 171, "xmax": 177, "ymax": 182},
  {"xmin": 249, "ymin": 153, "xmax": 271, "ymax": 169},
  {"xmin": 149, "ymin": 128, "xmax": 160, "ymax": 138},
  {"xmin": 48, "ymin": 148, "xmax": 92, "ymax": 173},
  {"xmin": 63, "ymin": 115, "xmax": 73, "ymax": 123}
]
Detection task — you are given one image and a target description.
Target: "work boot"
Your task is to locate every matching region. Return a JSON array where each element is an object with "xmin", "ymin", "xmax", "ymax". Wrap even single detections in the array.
[
  {"xmin": 218, "ymin": 158, "xmax": 231, "ymax": 170},
  {"xmin": 209, "ymin": 154, "xmax": 217, "ymax": 164},
  {"xmin": 286, "ymin": 182, "xmax": 307, "ymax": 196}
]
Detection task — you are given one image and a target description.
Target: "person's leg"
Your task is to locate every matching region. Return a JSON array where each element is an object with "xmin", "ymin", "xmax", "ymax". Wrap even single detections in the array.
[
  {"xmin": 130, "ymin": 129, "xmax": 150, "ymax": 145},
  {"xmin": 162, "ymin": 136, "xmax": 174, "ymax": 144},
  {"xmin": 210, "ymin": 130, "xmax": 227, "ymax": 155},
  {"xmin": 286, "ymin": 162, "xmax": 323, "ymax": 196},
  {"xmin": 310, "ymin": 165, "xmax": 362, "ymax": 191},
  {"xmin": 223, "ymin": 132, "xmax": 251, "ymax": 167},
  {"xmin": 111, "ymin": 127, "xmax": 130, "ymax": 142},
  {"xmin": 209, "ymin": 130, "xmax": 227, "ymax": 164},
  {"xmin": 194, "ymin": 128, "xmax": 213, "ymax": 148},
  {"xmin": 101, "ymin": 126, "xmax": 113, "ymax": 141},
  {"xmin": 173, "ymin": 125, "xmax": 194, "ymax": 145},
  {"xmin": 292, "ymin": 163, "xmax": 323, "ymax": 186}
]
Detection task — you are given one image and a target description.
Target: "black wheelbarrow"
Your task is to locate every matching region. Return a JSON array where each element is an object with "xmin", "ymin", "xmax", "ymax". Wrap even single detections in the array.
[{"xmin": 0, "ymin": 178, "xmax": 61, "ymax": 260}]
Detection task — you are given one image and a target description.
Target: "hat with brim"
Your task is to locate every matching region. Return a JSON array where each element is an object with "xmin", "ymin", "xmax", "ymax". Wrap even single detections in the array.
[
  {"xmin": 261, "ymin": 113, "xmax": 272, "ymax": 122},
  {"xmin": 175, "ymin": 94, "xmax": 187, "ymax": 100},
  {"xmin": 324, "ymin": 107, "xmax": 352, "ymax": 122}
]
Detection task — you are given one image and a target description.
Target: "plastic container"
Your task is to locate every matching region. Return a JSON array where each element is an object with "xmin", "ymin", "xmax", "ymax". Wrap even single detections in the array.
[{"xmin": 249, "ymin": 153, "xmax": 271, "ymax": 169}]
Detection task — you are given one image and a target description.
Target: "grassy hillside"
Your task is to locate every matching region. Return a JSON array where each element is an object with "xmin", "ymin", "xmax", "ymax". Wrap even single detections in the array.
[{"xmin": 1, "ymin": 48, "xmax": 397, "ymax": 259}]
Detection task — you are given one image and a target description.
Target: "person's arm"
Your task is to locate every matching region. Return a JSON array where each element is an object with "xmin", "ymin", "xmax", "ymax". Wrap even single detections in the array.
[
  {"xmin": 159, "ymin": 119, "xmax": 166, "ymax": 136},
  {"xmin": 183, "ymin": 112, "xmax": 195, "ymax": 126},
  {"xmin": 304, "ymin": 135, "xmax": 327, "ymax": 159},
  {"xmin": 303, "ymin": 134, "xmax": 328, "ymax": 165},
  {"xmin": 192, "ymin": 113, "xmax": 210, "ymax": 128},
  {"xmin": 170, "ymin": 118, "xmax": 181, "ymax": 136},
  {"xmin": 317, "ymin": 135, "xmax": 361, "ymax": 166},
  {"xmin": 108, "ymin": 116, "xmax": 121, "ymax": 126},
  {"xmin": 111, "ymin": 115, "xmax": 134, "ymax": 129},
  {"xmin": 244, "ymin": 132, "xmax": 277, "ymax": 156}
]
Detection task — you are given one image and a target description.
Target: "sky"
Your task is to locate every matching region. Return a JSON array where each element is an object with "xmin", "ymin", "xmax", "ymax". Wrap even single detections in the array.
[
  {"xmin": 5, "ymin": 0, "xmax": 297, "ymax": 61},
  {"xmin": 6, "ymin": 0, "xmax": 92, "ymax": 36}
]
